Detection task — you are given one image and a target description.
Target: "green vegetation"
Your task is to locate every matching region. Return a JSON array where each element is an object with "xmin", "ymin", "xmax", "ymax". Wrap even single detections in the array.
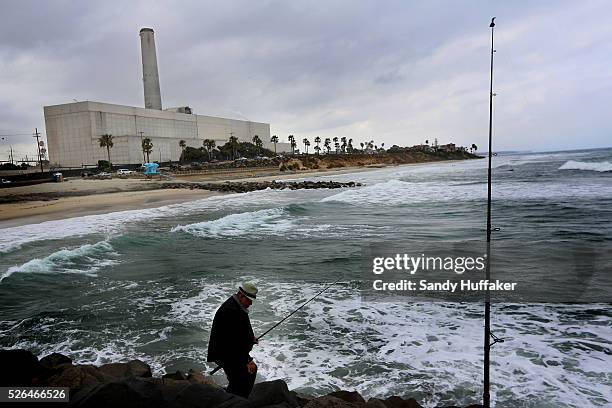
[
  {"xmin": 97, "ymin": 160, "xmax": 111, "ymax": 170},
  {"xmin": 270, "ymin": 135, "xmax": 279, "ymax": 154},
  {"xmin": 141, "ymin": 137, "xmax": 154, "ymax": 163},
  {"xmin": 98, "ymin": 134, "xmax": 114, "ymax": 168},
  {"xmin": 179, "ymin": 141, "xmax": 275, "ymax": 163},
  {"xmin": 203, "ymin": 139, "xmax": 216, "ymax": 158}
]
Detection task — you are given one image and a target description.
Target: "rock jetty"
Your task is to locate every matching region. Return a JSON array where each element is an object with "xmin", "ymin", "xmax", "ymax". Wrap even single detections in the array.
[
  {"xmin": 0, "ymin": 349, "xmax": 484, "ymax": 408},
  {"xmin": 161, "ymin": 180, "xmax": 362, "ymax": 193}
]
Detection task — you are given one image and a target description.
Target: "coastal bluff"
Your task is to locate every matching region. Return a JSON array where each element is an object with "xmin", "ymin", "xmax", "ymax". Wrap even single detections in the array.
[{"xmin": 1, "ymin": 350, "xmax": 483, "ymax": 408}]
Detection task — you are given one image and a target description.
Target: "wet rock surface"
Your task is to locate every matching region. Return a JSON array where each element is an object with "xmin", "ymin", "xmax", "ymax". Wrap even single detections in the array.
[{"xmin": 0, "ymin": 350, "xmax": 483, "ymax": 408}]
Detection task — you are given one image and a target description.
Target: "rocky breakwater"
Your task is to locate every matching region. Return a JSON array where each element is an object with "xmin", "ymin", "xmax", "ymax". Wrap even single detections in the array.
[
  {"xmin": 0, "ymin": 349, "xmax": 483, "ymax": 408},
  {"xmin": 161, "ymin": 180, "xmax": 362, "ymax": 194}
]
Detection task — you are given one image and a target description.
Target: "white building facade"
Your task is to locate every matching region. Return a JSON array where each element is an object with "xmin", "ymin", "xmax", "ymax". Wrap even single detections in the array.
[{"xmin": 44, "ymin": 101, "xmax": 286, "ymax": 167}]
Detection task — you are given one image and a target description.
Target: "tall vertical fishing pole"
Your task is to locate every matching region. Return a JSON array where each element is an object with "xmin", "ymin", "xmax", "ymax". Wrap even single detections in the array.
[{"xmin": 483, "ymin": 17, "xmax": 496, "ymax": 408}]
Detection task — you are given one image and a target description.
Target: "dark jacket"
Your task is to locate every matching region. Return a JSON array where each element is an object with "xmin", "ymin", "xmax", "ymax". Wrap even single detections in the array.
[{"xmin": 207, "ymin": 295, "xmax": 254, "ymax": 366}]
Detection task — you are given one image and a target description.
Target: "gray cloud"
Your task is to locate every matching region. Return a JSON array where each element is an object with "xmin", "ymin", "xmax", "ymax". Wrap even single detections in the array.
[{"xmin": 1, "ymin": 0, "xmax": 611, "ymax": 160}]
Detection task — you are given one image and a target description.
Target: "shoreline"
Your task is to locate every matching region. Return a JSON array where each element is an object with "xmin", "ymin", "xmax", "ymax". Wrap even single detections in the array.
[
  {"xmin": 0, "ymin": 160, "xmax": 466, "ymax": 229},
  {"xmin": 0, "ymin": 189, "xmax": 224, "ymax": 229}
]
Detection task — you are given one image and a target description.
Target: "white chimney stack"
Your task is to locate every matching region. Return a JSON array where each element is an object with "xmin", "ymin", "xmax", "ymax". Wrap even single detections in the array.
[{"xmin": 139, "ymin": 28, "xmax": 162, "ymax": 110}]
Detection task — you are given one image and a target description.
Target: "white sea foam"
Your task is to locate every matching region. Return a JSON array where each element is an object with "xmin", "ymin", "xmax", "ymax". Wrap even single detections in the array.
[
  {"xmin": 559, "ymin": 160, "xmax": 612, "ymax": 172},
  {"xmin": 250, "ymin": 283, "xmax": 612, "ymax": 407},
  {"xmin": 158, "ymin": 279, "xmax": 612, "ymax": 406},
  {"xmin": 3, "ymin": 276, "xmax": 609, "ymax": 406},
  {"xmin": 171, "ymin": 206, "xmax": 388, "ymax": 240},
  {"xmin": 322, "ymin": 177, "xmax": 612, "ymax": 206},
  {"xmin": 1, "ymin": 241, "xmax": 118, "ymax": 283},
  {"xmin": 171, "ymin": 208, "xmax": 293, "ymax": 238}
]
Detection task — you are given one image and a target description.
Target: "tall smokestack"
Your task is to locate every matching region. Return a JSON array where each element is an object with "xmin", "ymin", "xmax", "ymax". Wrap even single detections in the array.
[{"xmin": 139, "ymin": 28, "xmax": 162, "ymax": 110}]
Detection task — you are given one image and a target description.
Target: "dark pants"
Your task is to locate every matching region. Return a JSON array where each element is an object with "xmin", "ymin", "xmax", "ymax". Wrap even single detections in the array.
[{"xmin": 223, "ymin": 362, "xmax": 256, "ymax": 398}]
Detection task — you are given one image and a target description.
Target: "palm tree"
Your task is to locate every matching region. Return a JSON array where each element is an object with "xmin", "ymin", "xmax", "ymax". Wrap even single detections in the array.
[
  {"xmin": 348, "ymin": 138, "xmax": 354, "ymax": 153},
  {"xmin": 203, "ymin": 139, "xmax": 216, "ymax": 159},
  {"xmin": 471, "ymin": 143, "xmax": 478, "ymax": 152},
  {"xmin": 98, "ymin": 134, "xmax": 114, "ymax": 169},
  {"xmin": 314, "ymin": 136, "xmax": 321, "ymax": 155},
  {"xmin": 302, "ymin": 138, "xmax": 310, "ymax": 154},
  {"xmin": 142, "ymin": 137, "xmax": 153, "ymax": 163},
  {"xmin": 324, "ymin": 138, "xmax": 331, "ymax": 154},
  {"xmin": 288, "ymin": 135, "xmax": 295, "ymax": 155},
  {"xmin": 270, "ymin": 135, "xmax": 279, "ymax": 154},
  {"xmin": 333, "ymin": 137, "xmax": 339, "ymax": 154},
  {"xmin": 252, "ymin": 135, "xmax": 263, "ymax": 148},
  {"xmin": 179, "ymin": 140, "xmax": 186, "ymax": 162},
  {"xmin": 360, "ymin": 142, "xmax": 365, "ymax": 152},
  {"xmin": 314, "ymin": 145, "xmax": 321, "ymax": 155},
  {"xmin": 340, "ymin": 137, "xmax": 347, "ymax": 153},
  {"xmin": 228, "ymin": 135, "xmax": 239, "ymax": 159}
]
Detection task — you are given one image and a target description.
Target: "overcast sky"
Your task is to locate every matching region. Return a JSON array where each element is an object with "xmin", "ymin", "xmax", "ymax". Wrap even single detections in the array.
[{"xmin": 1, "ymin": 0, "xmax": 611, "ymax": 161}]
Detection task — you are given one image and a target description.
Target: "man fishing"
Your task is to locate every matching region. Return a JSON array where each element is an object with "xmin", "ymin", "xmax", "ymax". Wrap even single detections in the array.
[
  {"xmin": 207, "ymin": 278, "xmax": 341, "ymax": 398},
  {"xmin": 207, "ymin": 282, "xmax": 259, "ymax": 398}
]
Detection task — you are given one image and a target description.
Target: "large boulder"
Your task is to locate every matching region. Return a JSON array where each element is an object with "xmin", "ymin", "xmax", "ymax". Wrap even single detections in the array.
[
  {"xmin": 0, "ymin": 349, "xmax": 42, "ymax": 386},
  {"xmin": 304, "ymin": 396, "xmax": 362, "ymax": 408},
  {"xmin": 187, "ymin": 369, "xmax": 218, "ymax": 387},
  {"xmin": 249, "ymin": 379, "xmax": 300, "ymax": 408},
  {"xmin": 381, "ymin": 396, "xmax": 423, "ymax": 408},
  {"xmin": 69, "ymin": 378, "xmax": 163, "ymax": 408},
  {"xmin": 172, "ymin": 383, "xmax": 252, "ymax": 408},
  {"xmin": 364, "ymin": 399, "xmax": 387, "ymax": 408},
  {"xmin": 40, "ymin": 352, "xmax": 72, "ymax": 370},
  {"xmin": 328, "ymin": 391, "xmax": 366, "ymax": 404},
  {"xmin": 143, "ymin": 377, "xmax": 191, "ymax": 405},
  {"xmin": 163, "ymin": 370, "xmax": 188, "ymax": 381},
  {"xmin": 46, "ymin": 364, "xmax": 109, "ymax": 392},
  {"xmin": 128, "ymin": 360, "xmax": 153, "ymax": 378},
  {"xmin": 98, "ymin": 360, "xmax": 152, "ymax": 379}
]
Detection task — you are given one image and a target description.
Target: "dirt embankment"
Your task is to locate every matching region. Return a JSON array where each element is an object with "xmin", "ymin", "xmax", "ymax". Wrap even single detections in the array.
[{"xmin": 280, "ymin": 151, "xmax": 481, "ymax": 171}]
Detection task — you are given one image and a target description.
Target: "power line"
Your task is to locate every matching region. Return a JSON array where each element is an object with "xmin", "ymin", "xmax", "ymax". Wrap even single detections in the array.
[{"xmin": 33, "ymin": 128, "xmax": 44, "ymax": 173}]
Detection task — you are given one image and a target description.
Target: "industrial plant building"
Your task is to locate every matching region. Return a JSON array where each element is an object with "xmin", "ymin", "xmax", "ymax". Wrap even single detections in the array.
[{"xmin": 44, "ymin": 28, "xmax": 287, "ymax": 167}]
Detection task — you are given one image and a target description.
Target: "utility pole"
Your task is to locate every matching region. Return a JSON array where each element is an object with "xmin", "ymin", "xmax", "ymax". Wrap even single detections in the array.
[
  {"xmin": 139, "ymin": 131, "xmax": 146, "ymax": 163},
  {"xmin": 483, "ymin": 17, "xmax": 496, "ymax": 408},
  {"xmin": 33, "ymin": 128, "xmax": 44, "ymax": 173},
  {"xmin": 10, "ymin": 146, "xmax": 14, "ymax": 164}
]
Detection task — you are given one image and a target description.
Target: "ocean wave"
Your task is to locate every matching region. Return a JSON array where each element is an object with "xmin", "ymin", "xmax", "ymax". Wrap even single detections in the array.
[
  {"xmin": 171, "ymin": 208, "xmax": 294, "ymax": 238},
  {"xmin": 321, "ymin": 177, "xmax": 612, "ymax": 206},
  {"xmin": 252, "ymin": 283, "xmax": 612, "ymax": 407},
  {"xmin": 171, "ymin": 206, "xmax": 388, "ymax": 240},
  {"xmin": 158, "ymin": 279, "xmax": 612, "ymax": 406},
  {"xmin": 0, "ymin": 188, "xmax": 313, "ymax": 254},
  {"xmin": 1, "ymin": 241, "xmax": 119, "ymax": 283},
  {"xmin": 559, "ymin": 160, "xmax": 612, "ymax": 173}
]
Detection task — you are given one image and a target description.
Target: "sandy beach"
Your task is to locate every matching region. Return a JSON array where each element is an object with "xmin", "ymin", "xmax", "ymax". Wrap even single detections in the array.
[
  {"xmin": 0, "ymin": 188, "xmax": 223, "ymax": 228},
  {"xmin": 0, "ymin": 166, "xmax": 370, "ymax": 228},
  {"xmin": 0, "ymin": 160, "xmax": 460, "ymax": 228}
]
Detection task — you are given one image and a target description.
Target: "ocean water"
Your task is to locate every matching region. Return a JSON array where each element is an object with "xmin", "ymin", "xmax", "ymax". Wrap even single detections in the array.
[{"xmin": 1, "ymin": 149, "xmax": 611, "ymax": 407}]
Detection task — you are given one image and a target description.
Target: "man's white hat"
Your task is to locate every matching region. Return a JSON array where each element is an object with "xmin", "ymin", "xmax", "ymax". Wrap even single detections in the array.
[{"xmin": 239, "ymin": 282, "xmax": 258, "ymax": 299}]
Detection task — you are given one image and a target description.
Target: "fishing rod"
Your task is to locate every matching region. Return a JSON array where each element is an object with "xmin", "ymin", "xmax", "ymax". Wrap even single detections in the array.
[
  {"xmin": 483, "ymin": 16, "xmax": 496, "ymax": 408},
  {"xmin": 210, "ymin": 277, "xmax": 343, "ymax": 375}
]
